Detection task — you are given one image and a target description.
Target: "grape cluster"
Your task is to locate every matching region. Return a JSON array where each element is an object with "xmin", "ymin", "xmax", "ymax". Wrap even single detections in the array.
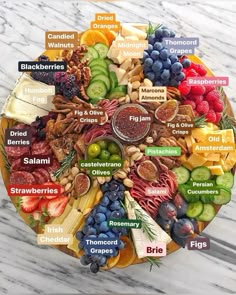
[
  {"xmin": 143, "ymin": 25, "xmax": 190, "ymax": 87},
  {"xmin": 156, "ymin": 196, "xmax": 198, "ymax": 247},
  {"xmin": 76, "ymin": 180, "xmax": 128, "ymax": 273},
  {"xmin": 31, "ymin": 55, "xmax": 80, "ymax": 99}
]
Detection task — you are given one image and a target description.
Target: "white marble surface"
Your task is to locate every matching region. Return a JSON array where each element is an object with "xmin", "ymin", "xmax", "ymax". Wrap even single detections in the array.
[{"xmin": 0, "ymin": 0, "xmax": 236, "ymax": 294}]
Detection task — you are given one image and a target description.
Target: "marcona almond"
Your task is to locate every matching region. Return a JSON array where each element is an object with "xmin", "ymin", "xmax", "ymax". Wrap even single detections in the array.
[
  {"xmin": 116, "ymin": 170, "xmax": 127, "ymax": 179},
  {"xmin": 68, "ymin": 174, "xmax": 74, "ymax": 181},
  {"xmin": 50, "ymin": 173, "xmax": 57, "ymax": 182},
  {"xmin": 93, "ymin": 179, "xmax": 99, "ymax": 187},
  {"xmin": 126, "ymin": 145, "xmax": 139, "ymax": 156},
  {"xmin": 130, "ymin": 91, "xmax": 139, "ymax": 102},
  {"xmin": 123, "ymin": 178, "xmax": 134, "ymax": 188},
  {"xmin": 130, "ymin": 75, "xmax": 141, "ymax": 83},
  {"xmin": 128, "ymin": 82, "xmax": 133, "ymax": 95},
  {"xmin": 144, "ymin": 78, "xmax": 153, "ymax": 87},
  {"xmin": 132, "ymin": 81, "xmax": 141, "ymax": 90},
  {"xmin": 125, "ymin": 95, "xmax": 131, "ymax": 103},
  {"xmin": 60, "ymin": 178, "xmax": 69, "ymax": 186}
]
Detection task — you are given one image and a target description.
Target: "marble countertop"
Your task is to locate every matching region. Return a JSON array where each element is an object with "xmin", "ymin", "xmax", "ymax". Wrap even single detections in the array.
[{"xmin": 0, "ymin": 0, "xmax": 236, "ymax": 294}]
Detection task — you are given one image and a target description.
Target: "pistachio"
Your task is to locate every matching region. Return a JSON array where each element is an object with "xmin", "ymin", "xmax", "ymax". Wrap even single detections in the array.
[
  {"xmin": 131, "ymin": 151, "xmax": 143, "ymax": 161},
  {"xmin": 50, "ymin": 173, "xmax": 57, "ymax": 182},
  {"xmin": 126, "ymin": 145, "xmax": 139, "ymax": 156},
  {"xmin": 65, "ymin": 182, "xmax": 72, "ymax": 192},
  {"xmin": 123, "ymin": 178, "xmax": 134, "ymax": 188},
  {"xmin": 97, "ymin": 177, "xmax": 106, "ymax": 185},
  {"xmin": 71, "ymin": 167, "xmax": 79, "ymax": 177},
  {"xmin": 146, "ymin": 136, "xmax": 154, "ymax": 144},
  {"xmin": 60, "ymin": 178, "xmax": 69, "ymax": 186}
]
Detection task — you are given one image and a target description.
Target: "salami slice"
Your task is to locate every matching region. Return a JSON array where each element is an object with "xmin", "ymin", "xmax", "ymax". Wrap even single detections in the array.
[
  {"xmin": 5, "ymin": 146, "xmax": 30, "ymax": 158},
  {"xmin": 46, "ymin": 160, "xmax": 60, "ymax": 174},
  {"xmin": 32, "ymin": 171, "xmax": 46, "ymax": 184},
  {"xmin": 11, "ymin": 159, "xmax": 33, "ymax": 172},
  {"xmin": 34, "ymin": 168, "xmax": 51, "ymax": 182},
  {"xmin": 31, "ymin": 141, "xmax": 50, "ymax": 155},
  {"xmin": 9, "ymin": 171, "xmax": 35, "ymax": 185}
]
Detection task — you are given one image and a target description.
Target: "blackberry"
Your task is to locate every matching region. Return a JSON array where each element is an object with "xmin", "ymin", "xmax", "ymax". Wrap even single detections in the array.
[
  {"xmin": 31, "ymin": 72, "xmax": 54, "ymax": 84},
  {"xmin": 38, "ymin": 55, "xmax": 49, "ymax": 62},
  {"xmin": 54, "ymin": 72, "xmax": 68, "ymax": 83}
]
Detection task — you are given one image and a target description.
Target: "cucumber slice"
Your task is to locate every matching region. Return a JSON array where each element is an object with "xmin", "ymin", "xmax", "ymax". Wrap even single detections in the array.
[
  {"xmin": 91, "ymin": 74, "xmax": 111, "ymax": 91},
  {"xmin": 91, "ymin": 70, "xmax": 108, "ymax": 78},
  {"xmin": 81, "ymin": 46, "xmax": 99, "ymax": 63},
  {"xmin": 201, "ymin": 195, "xmax": 214, "ymax": 204},
  {"xmin": 191, "ymin": 166, "xmax": 211, "ymax": 181},
  {"xmin": 108, "ymin": 86, "xmax": 127, "ymax": 100},
  {"xmin": 186, "ymin": 201, "xmax": 204, "ymax": 218},
  {"xmin": 86, "ymin": 81, "xmax": 107, "ymax": 100},
  {"xmin": 172, "ymin": 166, "xmax": 190, "ymax": 184},
  {"xmin": 91, "ymin": 66, "xmax": 109, "ymax": 76},
  {"xmin": 216, "ymin": 172, "xmax": 234, "ymax": 189},
  {"xmin": 178, "ymin": 184, "xmax": 200, "ymax": 203},
  {"xmin": 213, "ymin": 188, "xmax": 231, "ymax": 205},
  {"xmin": 105, "ymin": 58, "xmax": 113, "ymax": 66},
  {"xmin": 109, "ymin": 71, "xmax": 118, "ymax": 89},
  {"xmin": 89, "ymin": 58, "xmax": 108, "ymax": 69},
  {"xmin": 196, "ymin": 204, "xmax": 216, "ymax": 222},
  {"xmin": 94, "ymin": 43, "xmax": 109, "ymax": 59}
]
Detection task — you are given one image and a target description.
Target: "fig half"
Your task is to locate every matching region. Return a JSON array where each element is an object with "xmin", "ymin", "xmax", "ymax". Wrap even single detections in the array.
[
  {"xmin": 155, "ymin": 99, "xmax": 179, "ymax": 123},
  {"xmin": 74, "ymin": 173, "xmax": 91, "ymax": 197},
  {"xmin": 137, "ymin": 160, "xmax": 159, "ymax": 181}
]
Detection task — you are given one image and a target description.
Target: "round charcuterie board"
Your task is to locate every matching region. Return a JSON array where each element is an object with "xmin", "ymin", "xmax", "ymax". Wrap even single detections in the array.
[{"xmin": 0, "ymin": 22, "xmax": 235, "ymax": 273}]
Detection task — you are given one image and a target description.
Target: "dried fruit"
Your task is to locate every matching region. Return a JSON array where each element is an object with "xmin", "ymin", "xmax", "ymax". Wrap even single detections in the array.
[
  {"xmin": 74, "ymin": 173, "xmax": 91, "ymax": 197},
  {"xmin": 137, "ymin": 160, "xmax": 159, "ymax": 181},
  {"xmin": 155, "ymin": 100, "xmax": 179, "ymax": 123}
]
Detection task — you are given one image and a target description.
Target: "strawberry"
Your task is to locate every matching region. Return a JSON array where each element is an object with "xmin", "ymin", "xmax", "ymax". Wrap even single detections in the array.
[
  {"xmin": 44, "ymin": 182, "xmax": 62, "ymax": 199},
  {"xmin": 204, "ymin": 85, "xmax": 215, "ymax": 94},
  {"xmin": 38, "ymin": 199, "xmax": 49, "ymax": 211},
  {"xmin": 21, "ymin": 196, "xmax": 40, "ymax": 213},
  {"xmin": 215, "ymin": 112, "xmax": 222, "ymax": 124},
  {"xmin": 47, "ymin": 196, "xmax": 68, "ymax": 217},
  {"xmin": 206, "ymin": 109, "xmax": 217, "ymax": 123},
  {"xmin": 205, "ymin": 90, "xmax": 220, "ymax": 103},
  {"xmin": 190, "ymin": 85, "xmax": 206, "ymax": 95},
  {"xmin": 212, "ymin": 100, "xmax": 224, "ymax": 112},
  {"xmin": 183, "ymin": 99, "xmax": 196, "ymax": 110},
  {"xmin": 196, "ymin": 101, "xmax": 209, "ymax": 115},
  {"xmin": 178, "ymin": 81, "xmax": 191, "ymax": 96}
]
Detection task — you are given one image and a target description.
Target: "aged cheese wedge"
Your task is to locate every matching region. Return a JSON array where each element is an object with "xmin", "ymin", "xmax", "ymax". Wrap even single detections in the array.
[
  {"xmin": 187, "ymin": 154, "xmax": 207, "ymax": 168},
  {"xmin": 125, "ymin": 192, "xmax": 172, "ymax": 259},
  {"xmin": 208, "ymin": 166, "xmax": 224, "ymax": 176},
  {"xmin": 1, "ymin": 74, "xmax": 55, "ymax": 124},
  {"xmin": 121, "ymin": 24, "xmax": 147, "ymax": 40}
]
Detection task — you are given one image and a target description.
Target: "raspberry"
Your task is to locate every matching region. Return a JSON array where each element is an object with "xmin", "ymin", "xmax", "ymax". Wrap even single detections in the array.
[
  {"xmin": 190, "ymin": 85, "xmax": 206, "ymax": 95},
  {"xmin": 195, "ymin": 64, "xmax": 207, "ymax": 76},
  {"xmin": 215, "ymin": 112, "xmax": 222, "ymax": 124},
  {"xmin": 205, "ymin": 90, "xmax": 220, "ymax": 103},
  {"xmin": 206, "ymin": 109, "xmax": 216, "ymax": 123},
  {"xmin": 178, "ymin": 81, "xmax": 191, "ymax": 96},
  {"xmin": 204, "ymin": 85, "xmax": 215, "ymax": 94},
  {"xmin": 195, "ymin": 96, "xmax": 204, "ymax": 105},
  {"xmin": 196, "ymin": 101, "xmax": 209, "ymax": 115},
  {"xmin": 186, "ymin": 69, "xmax": 199, "ymax": 77},
  {"xmin": 188, "ymin": 95, "xmax": 204, "ymax": 103},
  {"xmin": 212, "ymin": 100, "xmax": 224, "ymax": 112},
  {"xmin": 183, "ymin": 100, "xmax": 196, "ymax": 110}
]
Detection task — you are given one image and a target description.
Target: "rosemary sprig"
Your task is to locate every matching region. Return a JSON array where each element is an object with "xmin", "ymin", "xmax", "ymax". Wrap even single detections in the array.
[
  {"xmin": 0, "ymin": 125, "xmax": 11, "ymax": 173},
  {"xmin": 53, "ymin": 150, "xmax": 76, "ymax": 179},
  {"xmin": 146, "ymin": 22, "xmax": 162, "ymax": 37},
  {"xmin": 127, "ymin": 200, "xmax": 157, "ymax": 242},
  {"xmin": 194, "ymin": 115, "xmax": 207, "ymax": 128},
  {"xmin": 146, "ymin": 257, "xmax": 162, "ymax": 272}
]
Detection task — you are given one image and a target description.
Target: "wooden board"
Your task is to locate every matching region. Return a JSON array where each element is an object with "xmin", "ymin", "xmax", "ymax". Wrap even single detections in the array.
[{"xmin": 0, "ymin": 45, "xmax": 234, "ymax": 268}]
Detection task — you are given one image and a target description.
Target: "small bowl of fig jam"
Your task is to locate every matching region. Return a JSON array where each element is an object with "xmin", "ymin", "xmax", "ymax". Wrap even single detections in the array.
[{"xmin": 112, "ymin": 104, "xmax": 151, "ymax": 143}]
